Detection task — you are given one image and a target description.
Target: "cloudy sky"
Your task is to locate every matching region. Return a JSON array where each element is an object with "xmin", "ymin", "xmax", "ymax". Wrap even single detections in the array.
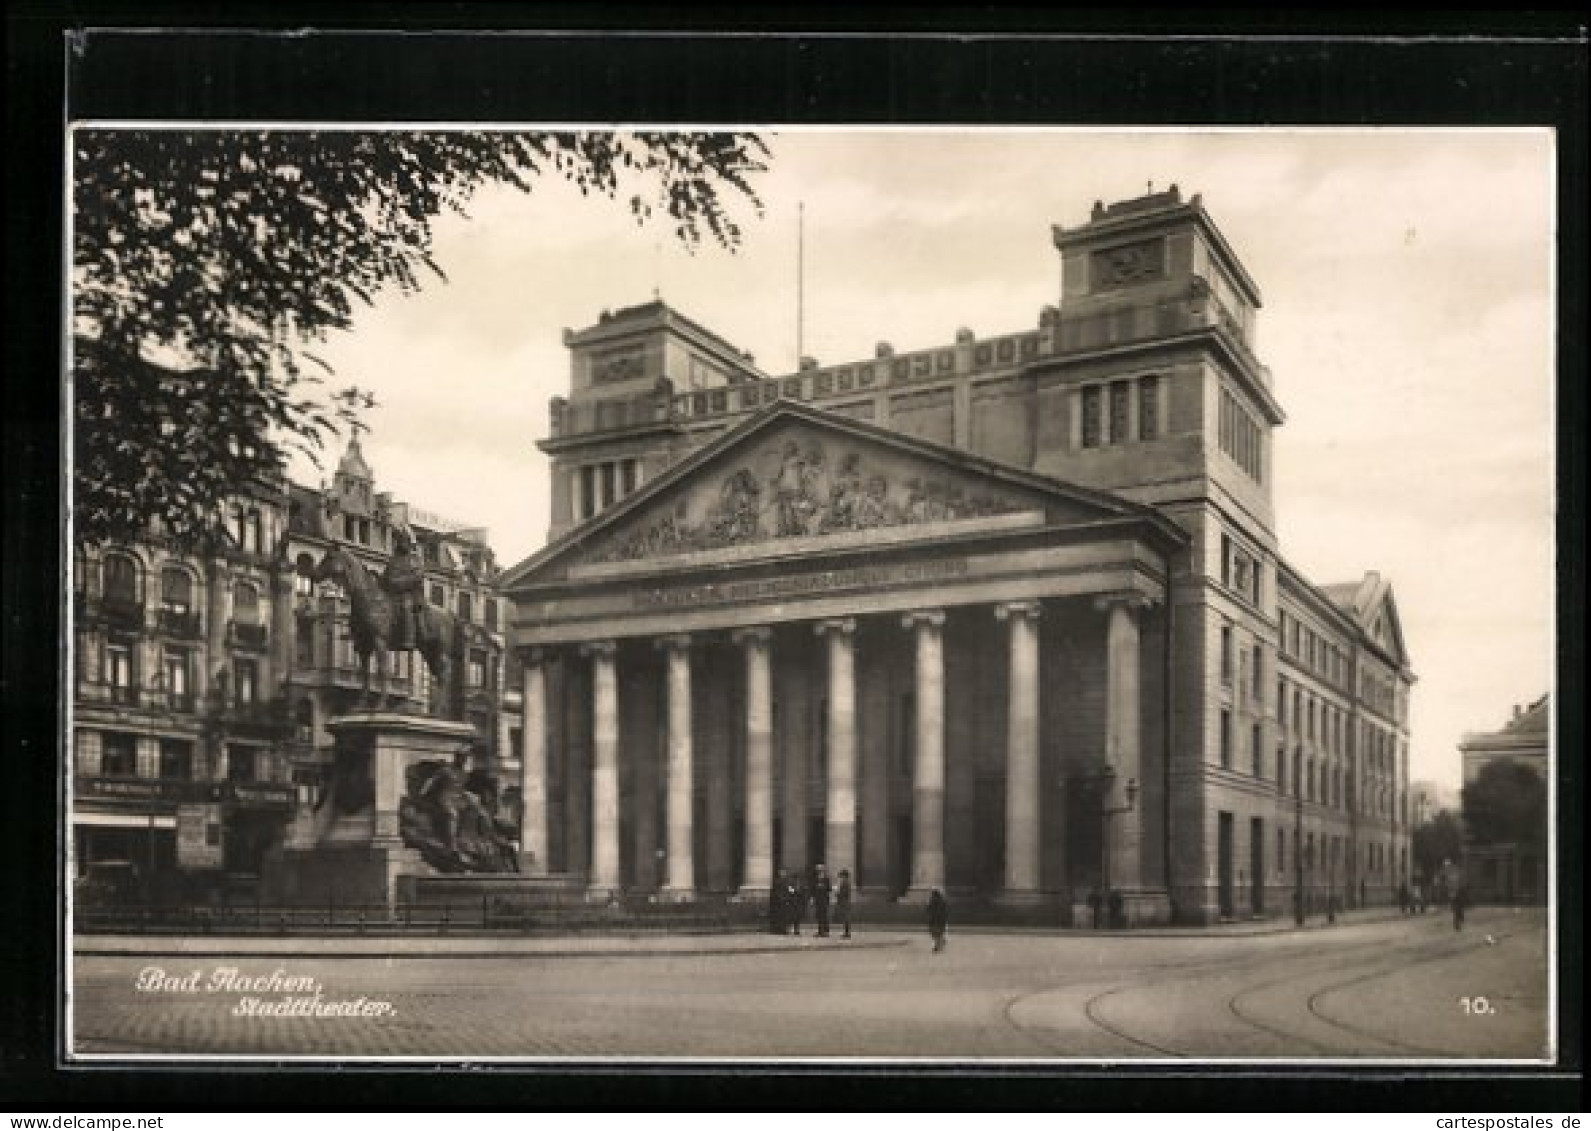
[{"xmin": 291, "ymin": 128, "xmax": 1555, "ymax": 792}]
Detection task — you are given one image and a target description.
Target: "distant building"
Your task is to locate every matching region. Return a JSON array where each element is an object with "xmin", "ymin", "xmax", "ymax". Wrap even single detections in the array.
[
  {"xmin": 1459, "ymin": 694, "xmax": 1549, "ymax": 904},
  {"xmin": 70, "ymin": 433, "xmax": 519, "ymax": 902},
  {"xmin": 502, "ymin": 186, "xmax": 1416, "ymax": 925},
  {"xmin": 1460, "ymin": 694, "xmax": 1549, "ymax": 784}
]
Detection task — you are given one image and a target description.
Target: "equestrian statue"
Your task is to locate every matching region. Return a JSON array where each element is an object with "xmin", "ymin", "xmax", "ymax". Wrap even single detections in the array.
[{"xmin": 311, "ymin": 526, "xmax": 464, "ymax": 718}]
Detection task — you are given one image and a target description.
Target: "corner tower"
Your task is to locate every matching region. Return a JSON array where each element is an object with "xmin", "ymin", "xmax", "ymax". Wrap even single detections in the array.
[
  {"xmin": 539, "ymin": 300, "xmax": 767, "ymax": 541},
  {"xmin": 1034, "ymin": 186, "xmax": 1289, "ymax": 923}
]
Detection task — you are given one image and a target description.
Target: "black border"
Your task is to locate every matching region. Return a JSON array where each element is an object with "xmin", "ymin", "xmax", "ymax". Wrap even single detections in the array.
[{"xmin": 5, "ymin": 5, "xmax": 1584, "ymax": 1111}]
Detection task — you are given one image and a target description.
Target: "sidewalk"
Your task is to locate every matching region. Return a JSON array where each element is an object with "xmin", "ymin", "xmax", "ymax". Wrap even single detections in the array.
[
  {"xmin": 961, "ymin": 905, "xmax": 1413, "ymax": 939},
  {"xmin": 72, "ymin": 929, "xmax": 910, "ymax": 959},
  {"xmin": 73, "ymin": 907, "xmax": 1419, "ymax": 958}
]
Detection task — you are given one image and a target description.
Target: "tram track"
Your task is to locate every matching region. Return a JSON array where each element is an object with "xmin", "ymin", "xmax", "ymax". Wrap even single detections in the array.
[{"xmin": 1006, "ymin": 917, "xmax": 1525, "ymax": 1059}]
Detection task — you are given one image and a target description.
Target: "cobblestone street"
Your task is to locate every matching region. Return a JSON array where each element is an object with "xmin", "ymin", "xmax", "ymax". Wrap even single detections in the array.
[{"xmin": 71, "ymin": 906, "xmax": 1552, "ymax": 1062}]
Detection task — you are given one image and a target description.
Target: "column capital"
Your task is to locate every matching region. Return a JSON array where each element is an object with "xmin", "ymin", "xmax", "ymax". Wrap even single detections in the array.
[
  {"xmin": 730, "ymin": 625, "xmax": 772, "ymax": 647},
  {"xmin": 814, "ymin": 617, "xmax": 857, "ymax": 639},
  {"xmin": 1092, "ymin": 591, "xmax": 1155, "ymax": 617},
  {"xmin": 654, "ymin": 633, "xmax": 693, "ymax": 654},
  {"xmin": 579, "ymin": 639, "xmax": 617, "ymax": 660},
  {"xmin": 994, "ymin": 600, "xmax": 1042, "ymax": 624},
  {"xmin": 901, "ymin": 609, "xmax": 946, "ymax": 631}
]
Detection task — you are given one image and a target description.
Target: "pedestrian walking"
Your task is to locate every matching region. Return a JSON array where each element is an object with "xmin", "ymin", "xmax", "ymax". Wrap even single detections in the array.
[
  {"xmin": 927, "ymin": 888, "xmax": 948, "ymax": 953},
  {"xmin": 811, "ymin": 864, "xmax": 833, "ymax": 937},
  {"xmin": 1451, "ymin": 882, "xmax": 1467, "ymax": 931},
  {"xmin": 835, "ymin": 869, "xmax": 853, "ymax": 939}
]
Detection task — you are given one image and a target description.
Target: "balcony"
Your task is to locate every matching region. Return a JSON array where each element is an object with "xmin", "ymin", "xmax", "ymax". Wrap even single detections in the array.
[
  {"xmin": 76, "ymin": 593, "xmax": 147, "ymax": 632},
  {"xmin": 215, "ymin": 694, "xmax": 289, "ymax": 729},
  {"xmin": 157, "ymin": 607, "xmax": 204, "ymax": 639},
  {"xmin": 228, "ymin": 621, "xmax": 269, "ymax": 650},
  {"xmin": 75, "ymin": 681, "xmax": 142, "ymax": 707}
]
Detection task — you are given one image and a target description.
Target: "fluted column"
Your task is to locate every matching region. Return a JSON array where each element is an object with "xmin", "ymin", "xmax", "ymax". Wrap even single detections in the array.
[
  {"xmin": 734, "ymin": 626, "xmax": 773, "ymax": 896},
  {"xmin": 519, "ymin": 649, "xmax": 549, "ymax": 874},
  {"xmin": 904, "ymin": 609, "xmax": 947, "ymax": 896},
  {"xmin": 1097, "ymin": 593, "xmax": 1149, "ymax": 890},
  {"xmin": 996, "ymin": 601, "xmax": 1043, "ymax": 896},
  {"xmin": 816, "ymin": 618, "xmax": 857, "ymax": 881},
  {"xmin": 659, "ymin": 633, "xmax": 695, "ymax": 900},
  {"xmin": 584, "ymin": 640, "xmax": 621, "ymax": 897}
]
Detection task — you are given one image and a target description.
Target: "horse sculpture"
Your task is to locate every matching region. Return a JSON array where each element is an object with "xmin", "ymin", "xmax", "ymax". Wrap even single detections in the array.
[{"xmin": 312, "ymin": 545, "xmax": 462, "ymax": 717}]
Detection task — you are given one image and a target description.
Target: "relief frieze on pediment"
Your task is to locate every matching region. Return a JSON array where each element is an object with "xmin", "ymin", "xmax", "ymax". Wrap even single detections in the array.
[{"xmin": 583, "ymin": 434, "xmax": 1034, "ymax": 564}]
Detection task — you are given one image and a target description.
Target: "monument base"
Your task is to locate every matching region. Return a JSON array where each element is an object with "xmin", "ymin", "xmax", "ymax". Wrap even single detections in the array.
[
  {"xmin": 261, "ymin": 711, "xmax": 479, "ymax": 911},
  {"xmin": 262, "ymin": 842, "xmax": 426, "ymax": 912}
]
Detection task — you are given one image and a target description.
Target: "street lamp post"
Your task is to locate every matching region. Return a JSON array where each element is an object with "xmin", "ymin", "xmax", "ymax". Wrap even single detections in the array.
[
  {"xmin": 1099, "ymin": 768, "xmax": 1139, "ymax": 929},
  {"xmin": 1294, "ymin": 750, "xmax": 1306, "ymax": 926},
  {"xmin": 145, "ymin": 667, "xmax": 166, "ymax": 908},
  {"xmin": 1328, "ymin": 837, "xmax": 1338, "ymax": 924}
]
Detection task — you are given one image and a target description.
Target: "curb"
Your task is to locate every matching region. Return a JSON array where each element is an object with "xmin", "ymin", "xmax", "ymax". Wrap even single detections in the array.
[{"xmin": 72, "ymin": 936, "xmax": 911, "ymax": 960}]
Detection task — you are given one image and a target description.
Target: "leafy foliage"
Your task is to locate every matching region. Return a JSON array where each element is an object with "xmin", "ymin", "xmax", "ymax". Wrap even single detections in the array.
[
  {"xmin": 72, "ymin": 130, "xmax": 768, "ymax": 550},
  {"xmin": 1461, "ymin": 760, "xmax": 1547, "ymax": 849},
  {"xmin": 1411, "ymin": 809, "xmax": 1466, "ymax": 882}
]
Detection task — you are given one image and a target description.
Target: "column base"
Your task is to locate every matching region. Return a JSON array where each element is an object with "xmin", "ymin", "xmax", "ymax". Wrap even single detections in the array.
[
  {"xmin": 990, "ymin": 889, "xmax": 1051, "ymax": 909},
  {"xmin": 657, "ymin": 887, "xmax": 697, "ymax": 904},
  {"xmin": 1087, "ymin": 887, "xmax": 1173, "ymax": 928},
  {"xmin": 517, "ymin": 851, "xmax": 544, "ymax": 876},
  {"xmin": 732, "ymin": 884, "xmax": 773, "ymax": 902},
  {"xmin": 585, "ymin": 885, "xmax": 624, "ymax": 905}
]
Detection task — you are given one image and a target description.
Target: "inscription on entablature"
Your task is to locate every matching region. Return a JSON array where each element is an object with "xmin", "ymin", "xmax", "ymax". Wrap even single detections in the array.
[{"xmin": 631, "ymin": 558, "xmax": 971, "ymax": 609}]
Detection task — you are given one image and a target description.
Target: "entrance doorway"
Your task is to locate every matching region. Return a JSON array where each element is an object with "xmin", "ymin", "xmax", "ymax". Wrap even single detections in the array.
[
  {"xmin": 1250, "ymin": 816, "xmax": 1265, "ymax": 916},
  {"xmin": 1217, "ymin": 811, "xmax": 1235, "ymax": 919},
  {"xmin": 891, "ymin": 815, "xmax": 912, "ymax": 896}
]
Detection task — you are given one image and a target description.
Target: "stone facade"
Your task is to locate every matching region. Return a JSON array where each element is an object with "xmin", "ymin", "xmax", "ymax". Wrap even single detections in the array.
[
  {"xmin": 71, "ymin": 435, "xmax": 520, "ymax": 900},
  {"xmin": 504, "ymin": 186, "xmax": 1417, "ymax": 925}
]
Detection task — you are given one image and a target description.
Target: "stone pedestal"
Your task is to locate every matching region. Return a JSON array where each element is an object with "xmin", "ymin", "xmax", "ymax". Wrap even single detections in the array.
[
  {"xmin": 261, "ymin": 711, "xmax": 478, "ymax": 912},
  {"xmin": 1070, "ymin": 887, "xmax": 1174, "ymax": 929}
]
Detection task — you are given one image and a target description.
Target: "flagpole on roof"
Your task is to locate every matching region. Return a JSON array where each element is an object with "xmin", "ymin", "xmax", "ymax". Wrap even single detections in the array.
[{"xmin": 796, "ymin": 200, "xmax": 805, "ymax": 372}]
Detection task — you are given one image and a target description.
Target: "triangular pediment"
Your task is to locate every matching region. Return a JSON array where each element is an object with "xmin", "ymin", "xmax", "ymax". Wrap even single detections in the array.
[
  {"xmin": 1336, "ymin": 571, "xmax": 1411, "ymax": 670},
  {"xmin": 503, "ymin": 401, "xmax": 1155, "ymax": 586}
]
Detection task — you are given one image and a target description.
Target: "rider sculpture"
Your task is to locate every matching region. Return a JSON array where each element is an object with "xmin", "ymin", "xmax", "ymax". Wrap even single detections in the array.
[{"xmin": 383, "ymin": 522, "xmax": 428, "ymax": 651}]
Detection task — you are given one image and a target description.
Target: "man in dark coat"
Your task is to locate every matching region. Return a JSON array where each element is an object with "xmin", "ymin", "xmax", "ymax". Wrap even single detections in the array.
[
  {"xmin": 769, "ymin": 869, "xmax": 789, "ymax": 936},
  {"xmin": 811, "ymin": 864, "xmax": 833, "ymax": 937},
  {"xmin": 787, "ymin": 870, "xmax": 807, "ymax": 935},
  {"xmin": 834, "ymin": 869, "xmax": 854, "ymax": 939},
  {"xmin": 927, "ymin": 888, "xmax": 949, "ymax": 952}
]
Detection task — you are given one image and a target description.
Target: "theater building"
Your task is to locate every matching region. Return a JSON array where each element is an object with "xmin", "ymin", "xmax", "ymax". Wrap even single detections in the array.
[{"xmin": 501, "ymin": 186, "xmax": 1416, "ymax": 925}]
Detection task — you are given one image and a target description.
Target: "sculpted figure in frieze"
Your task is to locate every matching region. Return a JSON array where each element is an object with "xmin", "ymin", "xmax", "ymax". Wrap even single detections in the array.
[{"xmin": 583, "ymin": 435, "xmax": 1029, "ymax": 564}]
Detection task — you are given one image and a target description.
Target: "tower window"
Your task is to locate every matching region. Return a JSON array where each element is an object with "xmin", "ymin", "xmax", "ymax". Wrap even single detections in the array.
[
  {"xmin": 1081, "ymin": 386, "xmax": 1102, "ymax": 448},
  {"xmin": 1108, "ymin": 381, "xmax": 1130, "ymax": 444},
  {"xmin": 1139, "ymin": 376, "xmax": 1160, "ymax": 440}
]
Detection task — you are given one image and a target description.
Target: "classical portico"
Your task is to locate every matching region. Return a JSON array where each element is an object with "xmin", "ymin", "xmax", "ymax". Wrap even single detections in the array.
[{"xmin": 503, "ymin": 402, "xmax": 1182, "ymax": 923}]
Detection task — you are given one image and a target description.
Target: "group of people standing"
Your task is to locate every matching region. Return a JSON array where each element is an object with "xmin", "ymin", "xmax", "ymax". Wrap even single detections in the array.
[
  {"xmin": 767, "ymin": 868, "xmax": 951, "ymax": 953},
  {"xmin": 769, "ymin": 864, "xmax": 853, "ymax": 939}
]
